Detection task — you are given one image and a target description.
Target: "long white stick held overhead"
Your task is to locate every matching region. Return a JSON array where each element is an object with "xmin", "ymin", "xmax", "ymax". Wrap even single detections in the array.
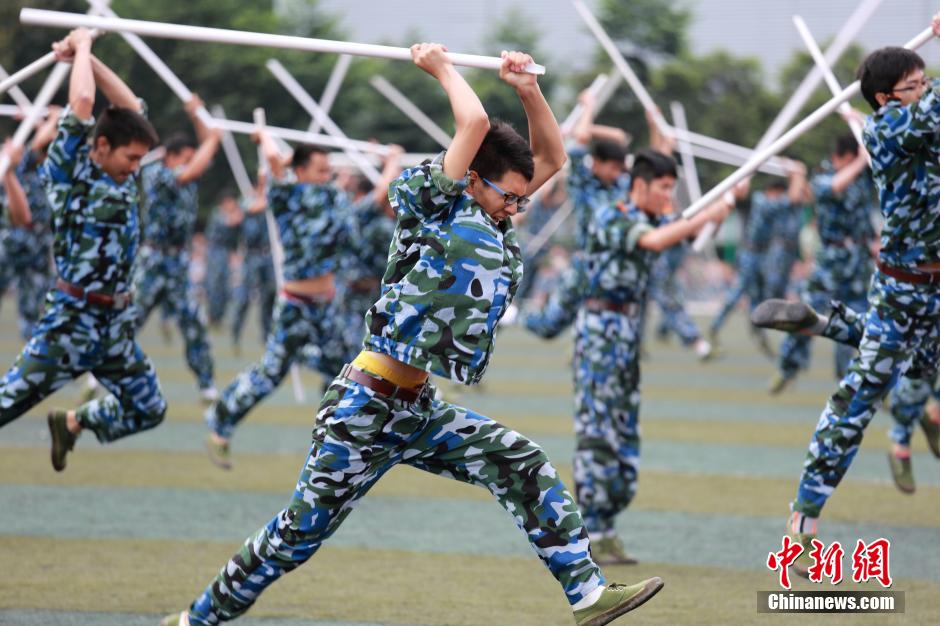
[
  {"xmin": 792, "ymin": 15, "xmax": 867, "ymax": 152},
  {"xmin": 0, "ymin": 64, "xmax": 34, "ymax": 111},
  {"xmin": 253, "ymin": 107, "xmax": 306, "ymax": 404},
  {"xmin": 683, "ymin": 25, "xmax": 935, "ymax": 220},
  {"xmin": 369, "ymin": 75, "xmax": 452, "ymax": 149},
  {"xmin": 572, "ymin": 0, "xmax": 671, "ymax": 136},
  {"xmin": 86, "ymin": 0, "xmax": 214, "ymax": 128},
  {"xmin": 559, "ymin": 73, "xmax": 608, "ymax": 135},
  {"xmin": 310, "ymin": 54, "xmax": 351, "ymax": 134},
  {"xmin": 756, "ymin": 0, "xmax": 883, "ymax": 150},
  {"xmin": 20, "ymin": 9, "xmax": 546, "ymax": 75},
  {"xmin": 212, "ymin": 105, "xmax": 254, "ymax": 200},
  {"xmin": 0, "ymin": 63, "xmax": 70, "ymax": 180},
  {"xmin": 213, "ymin": 117, "xmax": 389, "ymax": 155},
  {"xmin": 0, "ymin": 104, "xmax": 49, "ymax": 118},
  {"xmin": 267, "ymin": 59, "xmax": 381, "ymax": 184}
]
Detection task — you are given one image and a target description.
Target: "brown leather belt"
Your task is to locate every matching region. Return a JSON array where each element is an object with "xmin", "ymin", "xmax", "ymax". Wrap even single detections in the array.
[
  {"xmin": 56, "ymin": 278, "xmax": 132, "ymax": 309},
  {"xmin": 877, "ymin": 261, "xmax": 940, "ymax": 286},
  {"xmin": 280, "ymin": 288, "xmax": 333, "ymax": 306},
  {"xmin": 349, "ymin": 277, "xmax": 381, "ymax": 294},
  {"xmin": 339, "ymin": 363, "xmax": 425, "ymax": 403},
  {"xmin": 583, "ymin": 298, "xmax": 640, "ymax": 316}
]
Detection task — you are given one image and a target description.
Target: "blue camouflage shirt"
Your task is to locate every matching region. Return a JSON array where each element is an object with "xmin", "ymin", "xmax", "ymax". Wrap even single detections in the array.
[
  {"xmin": 365, "ymin": 151, "xmax": 523, "ymax": 384},
  {"xmin": 811, "ymin": 165, "xmax": 875, "ymax": 246},
  {"xmin": 341, "ymin": 196, "xmax": 395, "ymax": 285},
  {"xmin": 206, "ymin": 209, "xmax": 242, "ymax": 252},
  {"xmin": 266, "ymin": 174, "xmax": 345, "ymax": 282},
  {"xmin": 240, "ymin": 210, "xmax": 271, "ymax": 253},
  {"xmin": 863, "ymin": 78, "xmax": 940, "ymax": 269},
  {"xmin": 583, "ymin": 202, "xmax": 662, "ymax": 306},
  {"xmin": 567, "ymin": 143, "xmax": 631, "ymax": 249},
  {"xmin": 745, "ymin": 191, "xmax": 790, "ymax": 252},
  {"xmin": 41, "ymin": 106, "xmax": 141, "ymax": 294},
  {"xmin": 141, "ymin": 162, "xmax": 198, "ymax": 250}
]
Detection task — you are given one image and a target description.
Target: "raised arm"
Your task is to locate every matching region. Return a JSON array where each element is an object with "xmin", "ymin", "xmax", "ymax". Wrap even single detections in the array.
[
  {"xmin": 786, "ymin": 160, "xmax": 810, "ymax": 205},
  {"xmin": 252, "ymin": 129, "xmax": 287, "ymax": 181},
  {"xmin": 177, "ymin": 95, "xmax": 221, "ymax": 185},
  {"xmin": 2, "ymin": 142, "xmax": 32, "ymax": 227},
  {"xmin": 412, "ymin": 43, "xmax": 490, "ymax": 181},
  {"xmin": 500, "ymin": 51, "xmax": 566, "ymax": 193},
  {"xmin": 30, "ymin": 106, "xmax": 63, "ymax": 154},
  {"xmin": 831, "ymin": 150, "xmax": 870, "ymax": 195},
  {"xmin": 647, "ymin": 109, "xmax": 676, "ymax": 155},
  {"xmin": 372, "ymin": 144, "xmax": 403, "ymax": 206},
  {"xmin": 52, "ymin": 29, "xmax": 95, "ymax": 120},
  {"xmin": 90, "ymin": 55, "xmax": 141, "ymax": 113},
  {"xmin": 638, "ymin": 193, "xmax": 735, "ymax": 253}
]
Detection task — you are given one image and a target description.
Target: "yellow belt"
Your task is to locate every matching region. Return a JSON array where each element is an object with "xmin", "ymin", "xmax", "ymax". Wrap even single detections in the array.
[{"xmin": 351, "ymin": 351, "xmax": 427, "ymax": 389}]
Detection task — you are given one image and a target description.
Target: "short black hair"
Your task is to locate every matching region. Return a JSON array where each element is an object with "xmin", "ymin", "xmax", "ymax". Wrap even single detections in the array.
[
  {"xmin": 629, "ymin": 149, "xmax": 677, "ymax": 190},
  {"xmin": 857, "ymin": 47, "xmax": 925, "ymax": 110},
  {"xmin": 93, "ymin": 106, "xmax": 158, "ymax": 150},
  {"xmin": 354, "ymin": 175, "xmax": 373, "ymax": 196},
  {"xmin": 469, "ymin": 119, "xmax": 534, "ymax": 182},
  {"xmin": 592, "ymin": 139, "xmax": 628, "ymax": 164},
  {"xmin": 833, "ymin": 133, "xmax": 859, "ymax": 158},
  {"xmin": 765, "ymin": 180, "xmax": 788, "ymax": 192},
  {"xmin": 216, "ymin": 187, "xmax": 238, "ymax": 205},
  {"xmin": 291, "ymin": 144, "xmax": 328, "ymax": 169},
  {"xmin": 163, "ymin": 132, "xmax": 197, "ymax": 156}
]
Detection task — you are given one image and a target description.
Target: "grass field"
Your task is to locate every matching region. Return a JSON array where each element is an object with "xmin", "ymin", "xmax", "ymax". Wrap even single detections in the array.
[{"xmin": 1, "ymin": 300, "xmax": 938, "ymax": 626}]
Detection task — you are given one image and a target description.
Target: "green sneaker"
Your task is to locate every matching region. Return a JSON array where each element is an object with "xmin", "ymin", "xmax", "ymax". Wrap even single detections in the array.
[
  {"xmin": 47, "ymin": 410, "xmax": 77, "ymax": 472},
  {"xmin": 787, "ymin": 530, "xmax": 815, "ymax": 579},
  {"xmin": 920, "ymin": 414, "xmax": 940, "ymax": 459},
  {"xmin": 205, "ymin": 433, "xmax": 232, "ymax": 470},
  {"xmin": 158, "ymin": 612, "xmax": 186, "ymax": 626},
  {"xmin": 887, "ymin": 453, "xmax": 915, "ymax": 494},
  {"xmin": 768, "ymin": 373, "xmax": 795, "ymax": 395},
  {"xmin": 591, "ymin": 537, "xmax": 638, "ymax": 566},
  {"xmin": 573, "ymin": 579, "xmax": 664, "ymax": 626},
  {"xmin": 751, "ymin": 299, "xmax": 821, "ymax": 333}
]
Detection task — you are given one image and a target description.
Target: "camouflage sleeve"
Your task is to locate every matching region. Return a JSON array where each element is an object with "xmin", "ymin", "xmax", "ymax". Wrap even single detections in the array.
[
  {"xmin": 811, "ymin": 172, "xmax": 836, "ymax": 201},
  {"xmin": 145, "ymin": 163, "xmax": 179, "ymax": 196},
  {"xmin": 869, "ymin": 79, "xmax": 940, "ymax": 156},
  {"xmin": 594, "ymin": 210, "xmax": 654, "ymax": 253},
  {"xmin": 42, "ymin": 105, "xmax": 94, "ymax": 184},
  {"xmin": 565, "ymin": 142, "xmax": 592, "ymax": 195},
  {"xmin": 16, "ymin": 149, "xmax": 40, "ymax": 178},
  {"xmin": 266, "ymin": 174, "xmax": 297, "ymax": 219},
  {"xmin": 388, "ymin": 150, "xmax": 466, "ymax": 222}
]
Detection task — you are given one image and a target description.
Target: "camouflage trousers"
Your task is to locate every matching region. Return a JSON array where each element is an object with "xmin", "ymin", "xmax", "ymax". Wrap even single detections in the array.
[
  {"xmin": 573, "ymin": 307, "xmax": 642, "ymax": 534},
  {"xmin": 133, "ymin": 248, "xmax": 214, "ymax": 391},
  {"xmin": 819, "ymin": 300, "xmax": 930, "ymax": 449},
  {"xmin": 0, "ymin": 290, "xmax": 167, "ymax": 442},
  {"xmin": 794, "ymin": 272, "xmax": 940, "ymax": 518},
  {"xmin": 301, "ymin": 286, "xmax": 372, "ymax": 381},
  {"xmin": 206, "ymin": 293, "xmax": 335, "ymax": 440},
  {"xmin": 649, "ymin": 250, "xmax": 700, "ymax": 345},
  {"xmin": 710, "ymin": 248, "xmax": 765, "ymax": 335},
  {"xmin": 188, "ymin": 374, "xmax": 604, "ymax": 625},
  {"xmin": 0, "ymin": 232, "xmax": 53, "ymax": 338},
  {"xmin": 205, "ymin": 246, "xmax": 232, "ymax": 325},
  {"xmin": 777, "ymin": 246, "xmax": 872, "ymax": 380},
  {"xmin": 524, "ymin": 254, "xmax": 585, "ymax": 339},
  {"xmin": 231, "ymin": 253, "xmax": 276, "ymax": 347},
  {"xmin": 763, "ymin": 243, "xmax": 799, "ymax": 300}
]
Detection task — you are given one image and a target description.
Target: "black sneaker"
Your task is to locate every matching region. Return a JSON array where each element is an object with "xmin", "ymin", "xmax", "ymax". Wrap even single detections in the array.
[
  {"xmin": 751, "ymin": 299, "xmax": 821, "ymax": 333},
  {"xmin": 47, "ymin": 410, "xmax": 77, "ymax": 472}
]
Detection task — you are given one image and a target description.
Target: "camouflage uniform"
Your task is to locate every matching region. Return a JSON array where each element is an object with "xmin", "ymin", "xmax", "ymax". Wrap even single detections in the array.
[
  {"xmin": 525, "ymin": 143, "xmax": 630, "ymax": 338},
  {"xmin": 777, "ymin": 167, "xmax": 875, "ymax": 381},
  {"xmin": 710, "ymin": 193, "xmax": 780, "ymax": 334},
  {"xmin": 763, "ymin": 196, "xmax": 803, "ymax": 300},
  {"xmin": 793, "ymin": 79, "xmax": 940, "ymax": 519},
  {"xmin": 302, "ymin": 196, "xmax": 394, "ymax": 378},
  {"xmin": 205, "ymin": 175, "xmax": 345, "ymax": 440},
  {"xmin": 0, "ymin": 150, "xmax": 55, "ymax": 338},
  {"xmin": 0, "ymin": 106, "xmax": 166, "ymax": 440},
  {"xmin": 648, "ymin": 234, "xmax": 700, "ymax": 345},
  {"xmin": 134, "ymin": 162, "xmax": 214, "ymax": 391},
  {"xmin": 231, "ymin": 210, "xmax": 276, "ymax": 346},
  {"xmin": 187, "ymin": 152, "xmax": 605, "ymax": 625},
  {"xmin": 574, "ymin": 201, "xmax": 661, "ymax": 535},
  {"xmin": 204, "ymin": 208, "xmax": 242, "ymax": 325}
]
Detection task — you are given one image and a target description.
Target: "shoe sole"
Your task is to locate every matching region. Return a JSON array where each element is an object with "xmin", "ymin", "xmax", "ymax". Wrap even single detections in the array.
[
  {"xmin": 47, "ymin": 413, "xmax": 67, "ymax": 472},
  {"xmin": 887, "ymin": 454, "xmax": 915, "ymax": 494},
  {"xmin": 751, "ymin": 300, "xmax": 816, "ymax": 332},
  {"xmin": 204, "ymin": 440, "xmax": 233, "ymax": 471},
  {"xmin": 581, "ymin": 578, "xmax": 664, "ymax": 626},
  {"xmin": 594, "ymin": 554, "xmax": 639, "ymax": 566}
]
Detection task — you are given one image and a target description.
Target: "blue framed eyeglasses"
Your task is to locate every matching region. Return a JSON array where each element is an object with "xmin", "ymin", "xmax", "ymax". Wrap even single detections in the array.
[{"xmin": 481, "ymin": 177, "xmax": 530, "ymax": 212}]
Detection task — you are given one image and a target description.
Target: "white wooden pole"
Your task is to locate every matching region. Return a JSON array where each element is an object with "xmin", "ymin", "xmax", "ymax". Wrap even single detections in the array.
[
  {"xmin": 211, "ymin": 105, "xmax": 254, "ymax": 200},
  {"xmin": 792, "ymin": 15, "xmax": 868, "ymax": 155},
  {"xmin": 20, "ymin": 9, "xmax": 546, "ymax": 75},
  {"xmin": 266, "ymin": 59, "xmax": 381, "ymax": 184},
  {"xmin": 755, "ymin": 0, "xmax": 883, "ymax": 150},
  {"xmin": 682, "ymin": 25, "xmax": 935, "ymax": 219},
  {"xmin": 0, "ymin": 104, "xmax": 48, "ymax": 118},
  {"xmin": 672, "ymin": 101, "xmax": 716, "ymax": 254},
  {"xmin": 559, "ymin": 74, "xmax": 609, "ymax": 135},
  {"xmin": 212, "ymin": 117, "xmax": 388, "ymax": 156},
  {"xmin": 0, "ymin": 64, "xmax": 35, "ymax": 112},
  {"xmin": 253, "ymin": 107, "xmax": 306, "ymax": 403},
  {"xmin": 309, "ymin": 54, "xmax": 351, "ymax": 134},
  {"xmin": 0, "ymin": 63, "xmax": 70, "ymax": 180},
  {"xmin": 368, "ymin": 75, "xmax": 453, "ymax": 149}
]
